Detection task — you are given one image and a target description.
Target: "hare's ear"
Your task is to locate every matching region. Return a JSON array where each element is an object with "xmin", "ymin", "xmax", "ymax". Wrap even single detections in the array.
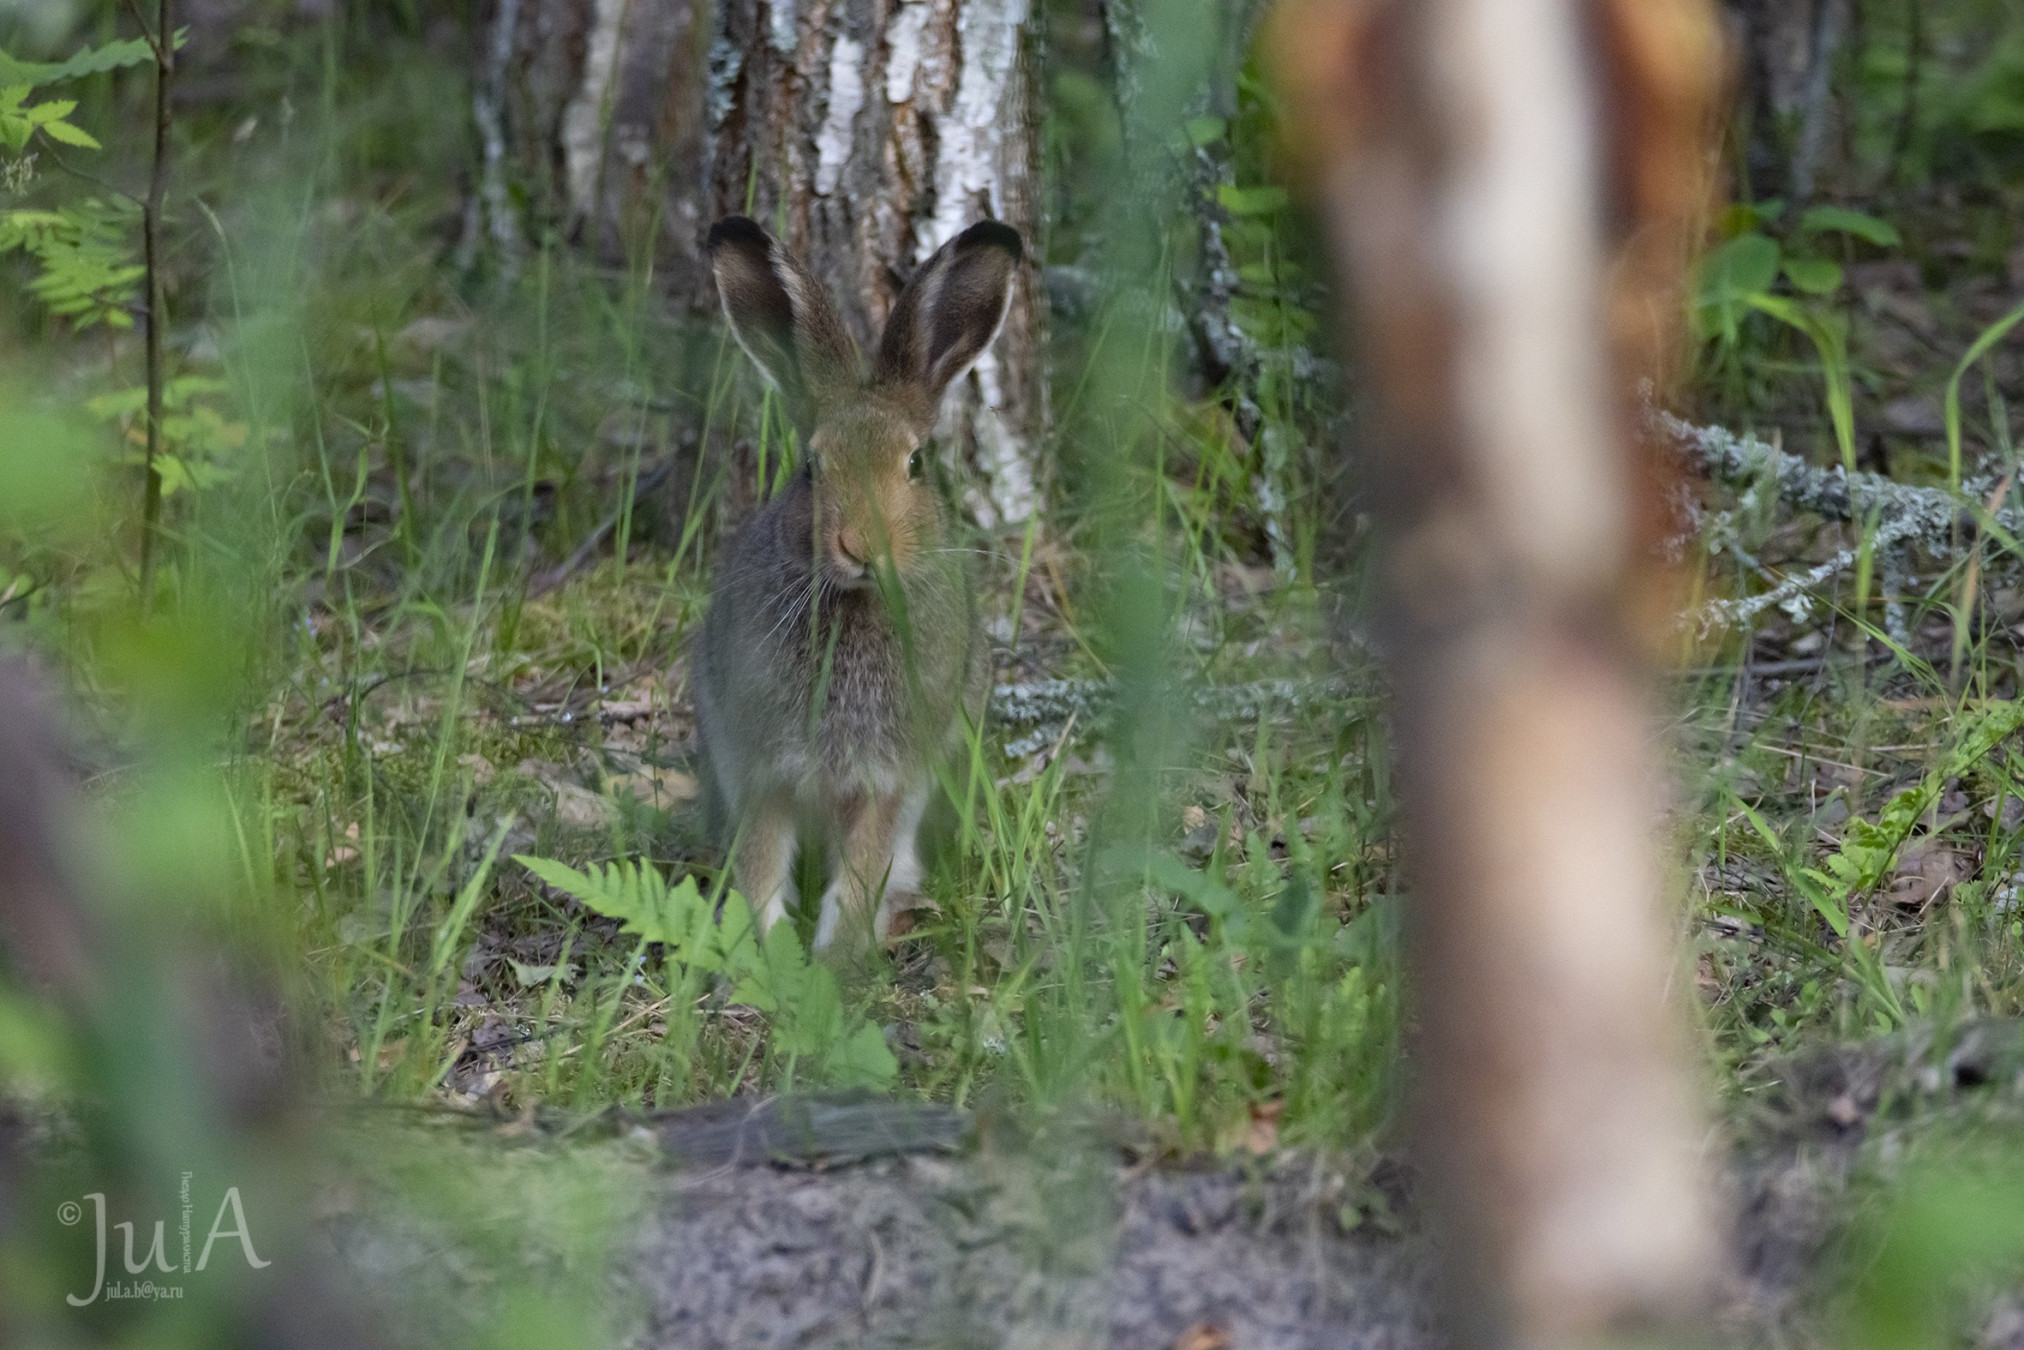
[
  {"xmin": 706, "ymin": 216, "xmax": 860, "ymax": 421},
  {"xmin": 873, "ymin": 220, "xmax": 1022, "ymax": 420}
]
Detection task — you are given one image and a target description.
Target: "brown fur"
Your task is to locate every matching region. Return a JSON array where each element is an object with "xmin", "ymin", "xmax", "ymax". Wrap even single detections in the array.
[{"xmin": 695, "ymin": 217, "xmax": 1022, "ymax": 950}]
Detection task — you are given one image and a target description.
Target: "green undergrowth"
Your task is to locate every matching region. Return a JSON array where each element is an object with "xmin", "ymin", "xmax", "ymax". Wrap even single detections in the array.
[{"xmin": 2, "ymin": 0, "xmax": 2024, "ymax": 1219}]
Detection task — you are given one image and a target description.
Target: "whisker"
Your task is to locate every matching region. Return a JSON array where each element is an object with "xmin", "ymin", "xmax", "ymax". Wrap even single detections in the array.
[{"xmin": 760, "ymin": 575, "xmax": 818, "ymax": 647}]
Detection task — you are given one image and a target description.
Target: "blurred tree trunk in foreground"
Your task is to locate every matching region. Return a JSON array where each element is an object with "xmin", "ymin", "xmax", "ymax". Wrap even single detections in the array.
[
  {"xmin": 1272, "ymin": 0, "xmax": 1725, "ymax": 1344},
  {"xmin": 470, "ymin": 0, "xmax": 1045, "ymax": 527}
]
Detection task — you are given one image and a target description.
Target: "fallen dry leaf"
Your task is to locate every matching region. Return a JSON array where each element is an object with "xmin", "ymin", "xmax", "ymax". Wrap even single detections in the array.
[
  {"xmin": 552, "ymin": 782, "xmax": 617, "ymax": 829},
  {"xmin": 1243, "ymin": 1099, "xmax": 1283, "ymax": 1155},
  {"xmin": 1888, "ymin": 838, "xmax": 1973, "ymax": 909},
  {"xmin": 606, "ymin": 764, "xmax": 698, "ymax": 810},
  {"xmin": 323, "ymin": 821, "xmax": 362, "ymax": 869},
  {"xmin": 517, "ymin": 759, "xmax": 619, "ymax": 829}
]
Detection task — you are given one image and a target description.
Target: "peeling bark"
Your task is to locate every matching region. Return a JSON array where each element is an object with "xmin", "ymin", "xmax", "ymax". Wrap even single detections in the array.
[
  {"xmin": 1271, "ymin": 0, "xmax": 1726, "ymax": 1343},
  {"xmin": 475, "ymin": 0, "xmax": 1046, "ymax": 527}
]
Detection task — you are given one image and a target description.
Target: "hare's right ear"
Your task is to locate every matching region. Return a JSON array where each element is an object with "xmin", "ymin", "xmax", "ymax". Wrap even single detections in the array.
[{"xmin": 706, "ymin": 217, "xmax": 860, "ymax": 422}]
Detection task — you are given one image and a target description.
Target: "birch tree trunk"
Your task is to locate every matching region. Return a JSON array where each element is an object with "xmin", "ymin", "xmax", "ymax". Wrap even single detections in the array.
[
  {"xmin": 471, "ymin": 0, "xmax": 1046, "ymax": 527},
  {"xmin": 1272, "ymin": 0, "xmax": 1726, "ymax": 1344}
]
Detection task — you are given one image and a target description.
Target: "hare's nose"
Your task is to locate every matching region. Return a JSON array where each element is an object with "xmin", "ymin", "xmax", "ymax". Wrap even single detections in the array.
[{"xmin": 834, "ymin": 527, "xmax": 869, "ymax": 569}]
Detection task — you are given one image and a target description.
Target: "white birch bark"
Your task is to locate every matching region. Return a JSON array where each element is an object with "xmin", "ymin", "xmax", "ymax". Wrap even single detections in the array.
[{"xmin": 476, "ymin": 0, "xmax": 1045, "ymax": 527}]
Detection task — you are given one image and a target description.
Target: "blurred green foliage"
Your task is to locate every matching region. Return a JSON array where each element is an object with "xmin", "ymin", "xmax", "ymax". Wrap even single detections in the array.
[{"xmin": 0, "ymin": 0, "xmax": 2020, "ymax": 1343}]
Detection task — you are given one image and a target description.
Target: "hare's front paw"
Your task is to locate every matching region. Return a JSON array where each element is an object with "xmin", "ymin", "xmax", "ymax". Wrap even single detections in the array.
[{"xmin": 874, "ymin": 891, "xmax": 939, "ymax": 945}]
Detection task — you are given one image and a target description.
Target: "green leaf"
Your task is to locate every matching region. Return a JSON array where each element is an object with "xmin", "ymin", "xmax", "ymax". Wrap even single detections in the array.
[
  {"xmin": 165, "ymin": 374, "xmax": 228, "ymax": 403},
  {"xmin": 1805, "ymin": 870, "xmax": 1853, "ymax": 935},
  {"xmin": 515, "ymin": 855, "xmax": 713, "ymax": 951},
  {"xmin": 1698, "ymin": 232, "xmax": 1781, "ymax": 301},
  {"xmin": 86, "ymin": 385, "xmax": 149, "ymax": 420},
  {"xmin": 0, "ymin": 56, "xmax": 54, "ymax": 86},
  {"xmin": 1716, "ymin": 199, "xmax": 1784, "ymax": 236},
  {"xmin": 1782, "ymin": 256, "xmax": 1844, "ymax": 295},
  {"xmin": 0, "ymin": 36, "xmax": 161, "ymax": 89},
  {"xmin": 515, "ymin": 850, "xmax": 896, "ymax": 1088},
  {"xmin": 1693, "ymin": 232, "xmax": 1781, "ymax": 344},
  {"xmin": 37, "ymin": 117, "xmax": 99, "ymax": 149},
  {"xmin": 1146, "ymin": 851, "xmax": 1243, "ymax": 925},
  {"xmin": 827, "ymin": 1022, "xmax": 898, "ymax": 1088},
  {"xmin": 1183, "ymin": 116, "xmax": 1227, "ymax": 148},
  {"xmin": 1216, "ymin": 184, "xmax": 1289, "ymax": 216},
  {"xmin": 1798, "ymin": 205, "xmax": 1901, "ymax": 248}
]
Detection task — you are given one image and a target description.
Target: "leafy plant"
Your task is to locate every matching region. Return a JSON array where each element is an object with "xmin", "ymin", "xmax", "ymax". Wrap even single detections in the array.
[
  {"xmin": 1695, "ymin": 201, "xmax": 1901, "ymax": 335},
  {"xmin": 1693, "ymin": 202, "xmax": 1901, "ymax": 475},
  {"xmin": 3, "ymin": 30, "xmax": 183, "ymax": 593},
  {"xmin": 0, "ymin": 40, "xmax": 156, "ymax": 329},
  {"xmin": 88, "ymin": 376, "xmax": 248, "ymax": 496},
  {"xmin": 0, "ymin": 80, "xmax": 104, "ymax": 153},
  {"xmin": 514, "ymin": 856, "xmax": 897, "ymax": 1089},
  {"xmin": 0, "ymin": 199, "xmax": 143, "ymax": 330},
  {"xmin": 1738, "ymin": 700, "xmax": 2024, "ymax": 1030}
]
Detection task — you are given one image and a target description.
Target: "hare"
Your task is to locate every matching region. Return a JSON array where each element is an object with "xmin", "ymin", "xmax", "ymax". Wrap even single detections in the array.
[{"xmin": 693, "ymin": 215, "xmax": 1021, "ymax": 951}]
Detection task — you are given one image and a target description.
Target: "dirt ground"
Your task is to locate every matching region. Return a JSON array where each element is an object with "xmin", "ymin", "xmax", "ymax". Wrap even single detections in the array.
[
  {"xmin": 620, "ymin": 1022, "xmax": 2024, "ymax": 1349},
  {"xmin": 320, "ymin": 1021, "xmax": 2024, "ymax": 1349},
  {"xmin": 633, "ymin": 1147, "xmax": 1432, "ymax": 1349}
]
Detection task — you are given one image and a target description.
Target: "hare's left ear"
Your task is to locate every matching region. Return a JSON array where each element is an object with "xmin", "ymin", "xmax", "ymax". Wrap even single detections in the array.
[{"xmin": 872, "ymin": 221, "xmax": 1022, "ymax": 424}]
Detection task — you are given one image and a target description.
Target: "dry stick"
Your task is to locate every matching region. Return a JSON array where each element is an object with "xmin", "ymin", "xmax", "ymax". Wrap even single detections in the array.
[
  {"xmin": 137, "ymin": 0, "xmax": 173, "ymax": 596},
  {"xmin": 1664, "ymin": 411, "xmax": 2014, "ymax": 635},
  {"xmin": 1663, "ymin": 411, "xmax": 2000, "ymax": 541},
  {"xmin": 527, "ymin": 454, "xmax": 683, "ymax": 599},
  {"xmin": 996, "ymin": 413, "xmax": 2007, "ymax": 746},
  {"xmin": 1272, "ymin": 0, "xmax": 1723, "ymax": 1341}
]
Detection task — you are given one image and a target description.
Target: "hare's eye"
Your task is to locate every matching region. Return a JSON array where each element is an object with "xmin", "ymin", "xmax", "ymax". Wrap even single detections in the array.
[{"xmin": 907, "ymin": 447, "xmax": 926, "ymax": 481}]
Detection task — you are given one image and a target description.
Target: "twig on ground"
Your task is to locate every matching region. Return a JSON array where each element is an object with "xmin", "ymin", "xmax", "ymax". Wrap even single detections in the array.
[
  {"xmin": 527, "ymin": 455, "xmax": 683, "ymax": 599},
  {"xmin": 989, "ymin": 675, "xmax": 1361, "ymax": 756},
  {"xmin": 1664, "ymin": 411, "xmax": 1999, "ymax": 537},
  {"xmin": 1663, "ymin": 411, "xmax": 2014, "ymax": 641}
]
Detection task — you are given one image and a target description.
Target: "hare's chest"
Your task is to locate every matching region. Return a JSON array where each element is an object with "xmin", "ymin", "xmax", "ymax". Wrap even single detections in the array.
[{"xmin": 795, "ymin": 599, "xmax": 967, "ymax": 773}]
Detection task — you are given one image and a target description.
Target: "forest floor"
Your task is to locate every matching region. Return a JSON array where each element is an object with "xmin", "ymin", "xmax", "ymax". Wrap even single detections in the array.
[
  {"xmin": 256, "ymin": 194, "xmax": 2024, "ymax": 1342},
  {"xmin": 321, "ymin": 1020, "xmax": 2024, "ymax": 1349},
  {"xmin": 6, "ymin": 18, "xmax": 2024, "ymax": 1346},
  {"xmin": 10, "ymin": 210, "xmax": 2024, "ymax": 1345}
]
